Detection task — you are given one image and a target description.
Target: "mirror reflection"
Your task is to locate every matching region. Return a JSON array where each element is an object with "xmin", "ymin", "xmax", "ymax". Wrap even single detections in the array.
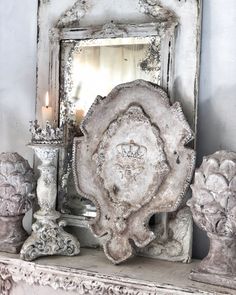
[{"xmin": 59, "ymin": 36, "xmax": 160, "ymax": 216}]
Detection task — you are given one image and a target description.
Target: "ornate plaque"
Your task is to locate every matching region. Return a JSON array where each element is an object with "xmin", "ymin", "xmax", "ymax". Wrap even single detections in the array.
[{"xmin": 73, "ymin": 80, "xmax": 195, "ymax": 264}]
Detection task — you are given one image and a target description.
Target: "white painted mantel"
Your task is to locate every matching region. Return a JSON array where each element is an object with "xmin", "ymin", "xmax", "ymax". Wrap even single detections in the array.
[{"xmin": 0, "ymin": 249, "xmax": 234, "ymax": 295}]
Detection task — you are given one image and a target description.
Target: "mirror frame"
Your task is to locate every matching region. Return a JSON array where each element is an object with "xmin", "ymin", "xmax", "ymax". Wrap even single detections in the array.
[
  {"xmin": 36, "ymin": 0, "xmax": 202, "ymax": 261},
  {"xmin": 52, "ymin": 20, "xmax": 177, "ymax": 224}
]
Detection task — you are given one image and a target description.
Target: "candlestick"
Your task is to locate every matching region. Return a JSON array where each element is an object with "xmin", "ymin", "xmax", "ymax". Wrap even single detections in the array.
[
  {"xmin": 20, "ymin": 122, "xmax": 80, "ymax": 261},
  {"xmin": 75, "ymin": 107, "xmax": 85, "ymax": 126},
  {"xmin": 42, "ymin": 92, "xmax": 53, "ymax": 127}
]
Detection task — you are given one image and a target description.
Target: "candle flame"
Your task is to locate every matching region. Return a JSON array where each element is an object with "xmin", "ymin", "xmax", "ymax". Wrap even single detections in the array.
[{"xmin": 45, "ymin": 92, "xmax": 49, "ymax": 108}]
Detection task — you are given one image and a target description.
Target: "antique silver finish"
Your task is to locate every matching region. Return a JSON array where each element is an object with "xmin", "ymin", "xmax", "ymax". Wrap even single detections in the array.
[
  {"xmin": 188, "ymin": 150, "xmax": 236, "ymax": 289},
  {"xmin": 73, "ymin": 79, "xmax": 195, "ymax": 264},
  {"xmin": 20, "ymin": 141, "xmax": 80, "ymax": 261},
  {"xmin": 0, "ymin": 152, "xmax": 35, "ymax": 253},
  {"xmin": 29, "ymin": 120, "xmax": 63, "ymax": 144}
]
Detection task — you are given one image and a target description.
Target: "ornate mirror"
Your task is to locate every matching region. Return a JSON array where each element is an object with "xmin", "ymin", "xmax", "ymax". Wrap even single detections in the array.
[
  {"xmin": 36, "ymin": 0, "xmax": 201, "ymax": 261},
  {"xmin": 58, "ymin": 22, "xmax": 177, "ymax": 219}
]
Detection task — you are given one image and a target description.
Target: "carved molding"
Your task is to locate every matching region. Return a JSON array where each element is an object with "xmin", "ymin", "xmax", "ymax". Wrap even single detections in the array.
[
  {"xmin": 0, "ymin": 265, "xmax": 12, "ymax": 295},
  {"xmin": 56, "ymin": 0, "xmax": 177, "ymax": 30},
  {"xmin": 139, "ymin": 0, "xmax": 176, "ymax": 22},
  {"xmin": 0, "ymin": 259, "xmax": 212, "ymax": 295},
  {"xmin": 57, "ymin": 0, "xmax": 91, "ymax": 28}
]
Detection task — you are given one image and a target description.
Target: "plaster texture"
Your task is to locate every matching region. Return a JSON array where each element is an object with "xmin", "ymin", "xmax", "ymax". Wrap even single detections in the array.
[
  {"xmin": 188, "ymin": 151, "xmax": 236, "ymax": 289},
  {"xmin": 73, "ymin": 80, "xmax": 195, "ymax": 264},
  {"xmin": 0, "ymin": 0, "xmax": 236, "ymax": 259},
  {"xmin": 0, "ymin": 153, "xmax": 35, "ymax": 253}
]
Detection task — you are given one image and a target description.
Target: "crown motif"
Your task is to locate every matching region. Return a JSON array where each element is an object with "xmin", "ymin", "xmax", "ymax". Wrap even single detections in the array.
[
  {"xmin": 116, "ymin": 140, "xmax": 147, "ymax": 160},
  {"xmin": 29, "ymin": 120, "xmax": 63, "ymax": 144}
]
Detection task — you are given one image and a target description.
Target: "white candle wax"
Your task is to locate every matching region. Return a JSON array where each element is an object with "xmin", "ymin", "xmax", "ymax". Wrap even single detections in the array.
[
  {"xmin": 42, "ymin": 92, "xmax": 53, "ymax": 126},
  {"xmin": 75, "ymin": 108, "xmax": 85, "ymax": 126},
  {"xmin": 42, "ymin": 106, "xmax": 53, "ymax": 125}
]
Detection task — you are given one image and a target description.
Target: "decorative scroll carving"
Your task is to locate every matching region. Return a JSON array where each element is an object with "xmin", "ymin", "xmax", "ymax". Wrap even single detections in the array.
[
  {"xmin": 138, "ymin": 206, "xmax": 193, "ymax": 262},
  {"xmin": 57, "ymin": 0, "xmax": 91, "ymax": 28},
  {"xmin": 73, "ymin": 79, "xmax": 195, "ymax": 264},
  {"xmin": 0, "ymin": 265, "xmax": 12, "ymax": 295},
  {"xmin": 21, "ymin": 219, "xmax": 80, "ymax": 262},
  {"xmin": 139, "ymin": 0, "xmax": 177, "ymax": 23},
  {"xmin": 188, "ymin": 150, "xmax": 236, "ymax": 289},
  {"xmin": 91, "ymin": 22, "xmax": 128, "ymax": 38},
  {"xmin": 0, "ymin": 257, "xmax": 218, "ymax": 295}
]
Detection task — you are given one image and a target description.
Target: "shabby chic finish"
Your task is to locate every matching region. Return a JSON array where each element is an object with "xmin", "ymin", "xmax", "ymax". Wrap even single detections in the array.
[
  {"xmin": 36, "ymin": 0, "xmax": 201, "ymax": 262},
  {"xmin": 0, "ymin": 153, "xmax": 35, "ymax": 253},
  {"xmin": 138, "ymin": 206, "xmax": 193, "ymax": 262},
  {"xmin": 0, "ymin": 249, "xmax": 234, "ymax": 295},
  {"xmin": 73, "ymin": 80, "xmax": 195, "ymax": 264},
  {"xmin": 37, "ymin": 0, "xmax": 201, "ymax": 129},
  {"xmin": 188, "ymin": 150, "xmax": 236, "ymax": 289},
  {"xmin": 20, "ymin": 124, "xmax": 80, "ymax": 261},
  {"xmin": 0, "ymin": 266, "xmax": 12, "ymax": 295},
  {"xmin": 58, "ymin": 27, "xmax": 176, "ymax": 216}
]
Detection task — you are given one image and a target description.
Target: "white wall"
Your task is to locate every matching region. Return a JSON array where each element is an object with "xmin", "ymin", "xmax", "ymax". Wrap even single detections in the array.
[
  {"xmin": 0, "ymin": 0, "xmax": 38, "ymax": 165},
  {"xmin": 0, "ymin": 0, "xmax": 236, "ymax": 258},
  {"xmin": 193, "ymin": 0, "xmax": 236, "ymax": 258}
]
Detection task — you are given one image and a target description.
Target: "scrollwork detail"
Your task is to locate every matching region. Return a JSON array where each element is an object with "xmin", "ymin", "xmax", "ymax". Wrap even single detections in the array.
[
  {"xmin": 20, "ymin": 220, "xmax": 80, "ymax": 261},
  {"xmin": 0, "ymin": 265, "xmax": 13, "ymax": 295}
]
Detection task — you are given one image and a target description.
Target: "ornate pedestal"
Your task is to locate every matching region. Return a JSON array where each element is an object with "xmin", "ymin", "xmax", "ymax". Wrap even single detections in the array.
[
  {"xmin": 0, "ymin": 152, "xmax": 35, "ymax": 254},
  {"xmin": 0, "ymin": 215, "xmax": 27, "ymax": 254},
  {"xmin": 190, "ymin": 234, "xmax": 236, "ymax": 289},
  {"xmin": 188, "ymin": 150, "xmax": 236, "ymax": 289},
  {"xmin": 20, "ymin": 144, "xmax": 80, "ymax": 261}
]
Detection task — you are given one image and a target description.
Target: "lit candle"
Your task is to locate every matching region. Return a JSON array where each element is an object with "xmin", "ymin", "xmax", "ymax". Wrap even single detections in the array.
[
  {"xmin": 42, "ymin": 92, "xmax": 53, "ymax": 127},
  {"xmin": 75, "ymin": 108, "xmax": 85, "ymax": 126}
]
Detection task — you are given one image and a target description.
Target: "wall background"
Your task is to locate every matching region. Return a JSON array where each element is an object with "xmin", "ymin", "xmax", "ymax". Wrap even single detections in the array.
[
  {"xmin": 0, "ymin": 0, "xmax": 38, "ymax": 232},
  {"xmin": 0, "ymin": 0, "xmax": 235, "ymax": 258},
  {"xmin": 0, "ymin": 0, "xmax": 38, "ymax": 165},
  {"xmin": 193, "ymin": 0, "xmax": 236, "ymax": 258}
]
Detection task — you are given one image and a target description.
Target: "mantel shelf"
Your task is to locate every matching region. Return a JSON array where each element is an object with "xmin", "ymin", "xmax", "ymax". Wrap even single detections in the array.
[{"xmin": 0, "ymin": 249, "xmax": 234, "ymax": 295}]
